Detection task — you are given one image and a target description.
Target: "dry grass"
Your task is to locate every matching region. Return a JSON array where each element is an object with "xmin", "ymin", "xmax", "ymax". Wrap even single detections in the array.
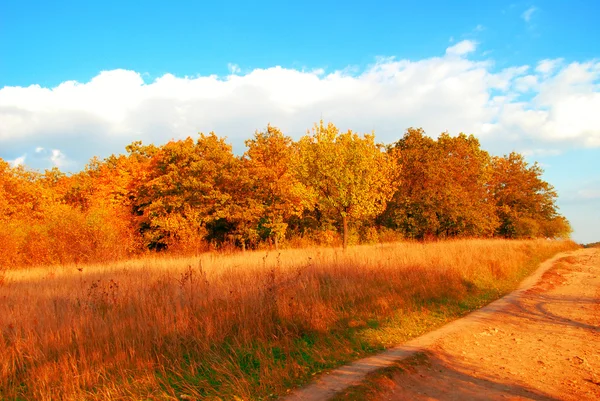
[{"xmin": 0, "ymin": 239, "xmax": 577, "ymax": 400}]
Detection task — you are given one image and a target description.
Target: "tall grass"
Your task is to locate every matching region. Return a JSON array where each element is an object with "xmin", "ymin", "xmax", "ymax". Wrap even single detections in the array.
[{"xmin": 0, "ymin": 239, "xmax": 577, "ymax": 400}]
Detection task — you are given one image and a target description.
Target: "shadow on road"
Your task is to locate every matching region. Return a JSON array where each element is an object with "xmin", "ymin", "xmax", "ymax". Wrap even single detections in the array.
[{"xmin": 336, "ymin": 349, "xmax": 562, "ymax": 400}]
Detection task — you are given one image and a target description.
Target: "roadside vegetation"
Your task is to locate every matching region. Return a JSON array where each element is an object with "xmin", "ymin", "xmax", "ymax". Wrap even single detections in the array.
[
  {"xmin": 0, "ymin": 239, "xmax": 577, "ymax": 400},
  {"xmin": 0, "ymin": 122, "xmax": 576, "ymax": 399}
]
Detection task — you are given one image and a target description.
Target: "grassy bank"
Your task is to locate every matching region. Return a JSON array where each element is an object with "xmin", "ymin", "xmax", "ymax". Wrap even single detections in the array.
[{"xmin": 0, "ymin": 239, "xmax": 578, "ymax": 400}]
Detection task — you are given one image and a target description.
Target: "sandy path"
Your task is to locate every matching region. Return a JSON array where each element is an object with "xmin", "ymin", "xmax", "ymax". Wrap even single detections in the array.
[{"xmin": 284, "ymin": 248, "xmax": 600, "ymax": 401}]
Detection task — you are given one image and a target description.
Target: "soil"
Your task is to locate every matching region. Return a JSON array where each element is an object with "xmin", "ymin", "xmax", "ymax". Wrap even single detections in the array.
[{"xmin": 284, "ymin": 248, "xmax": 600, "ymax": 401}]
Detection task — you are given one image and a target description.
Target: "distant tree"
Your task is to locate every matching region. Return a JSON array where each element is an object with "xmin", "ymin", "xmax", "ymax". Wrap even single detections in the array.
[
  {"xmin": 491, "ymin": 152, "xmax": 569, "ymax": 238},
  {"xmin": 244, "ymin": 125, "xmax": 308, "ymax": 249},
  {"xmin": 1, "ymin": 122, "xmax": 573, "ymax": 266},
  {"xmin": 131, "ymin": 133, "xmax": 262, "ymax": 251},
  {"xmin": 381, "ymin": 128, "xmax": 498, "ymax": 239},
  {"xmin": 379, "ymin": 128, "xmax": 439, "ymax": 238},
  {"xmin": 0, "ymin": 159, "xmax": 45, "ymax": 223},
  {"xmin": 539, "ymin": 215, "xmax": 572, "ymax": 239},
  {"xmin": 296, "ymin": 121, "xmax": 395, "ymax": 249},
  {"xmin": 434, "ymin": 132, "xmax": 498, "ymax": 237}
]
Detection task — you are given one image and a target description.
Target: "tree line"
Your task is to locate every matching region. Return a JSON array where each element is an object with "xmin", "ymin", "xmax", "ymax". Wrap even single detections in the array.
[{"xmin": 0, "ymin": 122, "xmax": 571, "ymax": 267}]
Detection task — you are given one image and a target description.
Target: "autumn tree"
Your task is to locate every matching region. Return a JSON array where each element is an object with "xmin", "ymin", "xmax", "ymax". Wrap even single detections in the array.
[
  {"xmin": 491, "ymin": 152, "xmax": 571, "ymax": 238},
  {"xmin": 42, "ymin": 157, "xmax": 139, "ymax": 263},
  {"xmin": 381, "ymin": 128, "xmax": 498, "ymax": 239},
  {"xmin": 1, "ymin": 122, "xmax": 572, "ymax": 267},
  {"xmin": 131, "ymin": 133, "xmax": 261, "ymax": 251},
  {"xmin": 378, "ymin": 128, "xmax": 438, "ymax": 238},
  {"xmin": 432, "ymin": 132, "xmax": 498, "ymax": 236},
  {"xmin": 296, "ymin": 121, "xmax": 395, "ymax": 249},
  {"xmin": 0, "ymin": 157, "xmax": 135, "ymax": 266},
  {"xmin": 244, "ymin": 124, "xmax": 308, "ymax": 249},
  {"xmin": 0, "ymin": 160, "xmax": 45, "ymax": 266},
  {"xmin": 0, "ymin": 159, "xmax": 50, "ymax": 223}
]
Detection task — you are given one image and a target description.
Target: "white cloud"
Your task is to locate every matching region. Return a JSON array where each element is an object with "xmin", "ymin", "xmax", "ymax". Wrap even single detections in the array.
[
  {"xmin": 1, "ymin": 45, "xmax": 599, "ymax": 170},
  {"xmin": 531, "ymin": 61, "xmax": 600, "ymax": 146},
  {"xmin": 536, "ymin": 58, "xmax": 563, "ymax": 75},
  {"xmin": 445, "ymin": 40, "xmax": 477, "ymax": 56},
  {"xmin": 522, "ymin": 6, "xmax": 537, "ymax": 22},
  {"xmin": 488, "ymin": 65, "xmax": 530, "ymax": 91},
  {"xmin": 514, "ymin": 75, "xmax": 539, "ymax": 92},
  {"xmin": 228, "ymin": 63, "xmax": 241, "ymax": 74},
  {"xmin": 50, "ymin": 149, "xmax": 69, "ymax": 168},
  {"xmin": 8, "ymin": 154, "xmax": 26, "ymax": 167}
]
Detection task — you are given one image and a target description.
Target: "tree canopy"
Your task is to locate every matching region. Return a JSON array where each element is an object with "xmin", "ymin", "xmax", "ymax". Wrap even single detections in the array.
[
  {"xmin": 296, "ymin": 121, "xmax": 395, "ymax": 248},
  {"xmin": 381, "ymin": 128, "xmax": 499, "ymax": 239},
  {"xmin": 0, "ymin": 123, "xmax": 572, "ymax": 267}
]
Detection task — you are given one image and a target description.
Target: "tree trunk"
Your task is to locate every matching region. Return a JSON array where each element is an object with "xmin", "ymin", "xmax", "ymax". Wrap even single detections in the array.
[
  {"xmin": 274, "ymin": 234, "xmax": 279, "ymax": 251},
  {"xmin": 342, "ymin": 214, "xmax": 348, "ymax": 250}
]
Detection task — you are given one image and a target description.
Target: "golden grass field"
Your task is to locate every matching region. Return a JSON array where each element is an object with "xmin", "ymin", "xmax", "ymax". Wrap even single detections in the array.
[{"xmin": 0, "ymin": 239, "xmax": 578, "ymax": 400}]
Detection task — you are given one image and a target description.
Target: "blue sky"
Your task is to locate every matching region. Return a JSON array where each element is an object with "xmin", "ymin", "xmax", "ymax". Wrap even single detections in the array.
[
  {"xmin": 2, "ymin": 0, "xmax": 599, "ymax": 87},
  {"xmin": 1, "ymin": 0, "xmax": 599, "ymax": 242}
]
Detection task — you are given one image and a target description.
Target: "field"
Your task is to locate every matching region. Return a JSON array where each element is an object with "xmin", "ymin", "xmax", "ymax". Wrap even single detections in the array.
[{"xmin": 0, "ymin": 239, "xmax": 578, "ymax": 400}]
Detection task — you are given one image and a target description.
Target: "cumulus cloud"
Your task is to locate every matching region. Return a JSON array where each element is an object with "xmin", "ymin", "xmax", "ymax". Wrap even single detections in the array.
[
  {"xmin": 50, "ymin": 149, "xmax": 69, "ymax": 168},
  {"xmin": 536, "ymin": 58, "xmax": 563, "ymax": 75},
  {"xmin": 1, "ymin": 41, "xmax": 599, "ymax": 170},
  {"xmin": 445, "ymin": 40, "xmax": 477, "ymax": 56},
  {"xmin": 8, "ymin": 154, "xmax": 26, "ymax": 167},
  {"xmin": 514, "ymin": 75, "xmax": 539, "ymax": 92},
  {"xmin": 228, "ymin": 63, "xmax": 241, "ymax": 74}
]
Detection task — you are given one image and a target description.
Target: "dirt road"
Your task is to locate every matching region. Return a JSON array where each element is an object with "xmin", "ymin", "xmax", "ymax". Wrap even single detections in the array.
[{"xmin": 285, "ymin": 248, "xmax": 600, "ymax": 401}]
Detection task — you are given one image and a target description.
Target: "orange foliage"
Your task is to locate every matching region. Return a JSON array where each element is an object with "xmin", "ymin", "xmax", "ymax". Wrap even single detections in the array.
[{"xmin": 0, "ymin": 123, "xmax": 572, "ymax": 268}]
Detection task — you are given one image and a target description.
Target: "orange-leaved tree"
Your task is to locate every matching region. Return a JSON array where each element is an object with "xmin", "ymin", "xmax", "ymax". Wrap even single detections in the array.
[
  {"xmin": 432, "ymin": 132, "xmax": 498, "ymax": 237},
  {"xmin": 243, "ymin": 124, "xmax": 308, "ymax": 249},
  {"xmin": 379, "ymin": 128, "xmax": 439, "ymax": 238},
  {"xmin": 132, "ymin": 133, "xmax": 261, "ymax": 251},
  {"xmin": 0, "ymin": 159, "xmax": 45, "ymax": 266},
  {"xmin": 382, "ymin": 128, "xmax": 498, "ymax": 239},
  {"xmin": 491, "ymin": 152, "xmax": 571, "ymax": 238}
]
